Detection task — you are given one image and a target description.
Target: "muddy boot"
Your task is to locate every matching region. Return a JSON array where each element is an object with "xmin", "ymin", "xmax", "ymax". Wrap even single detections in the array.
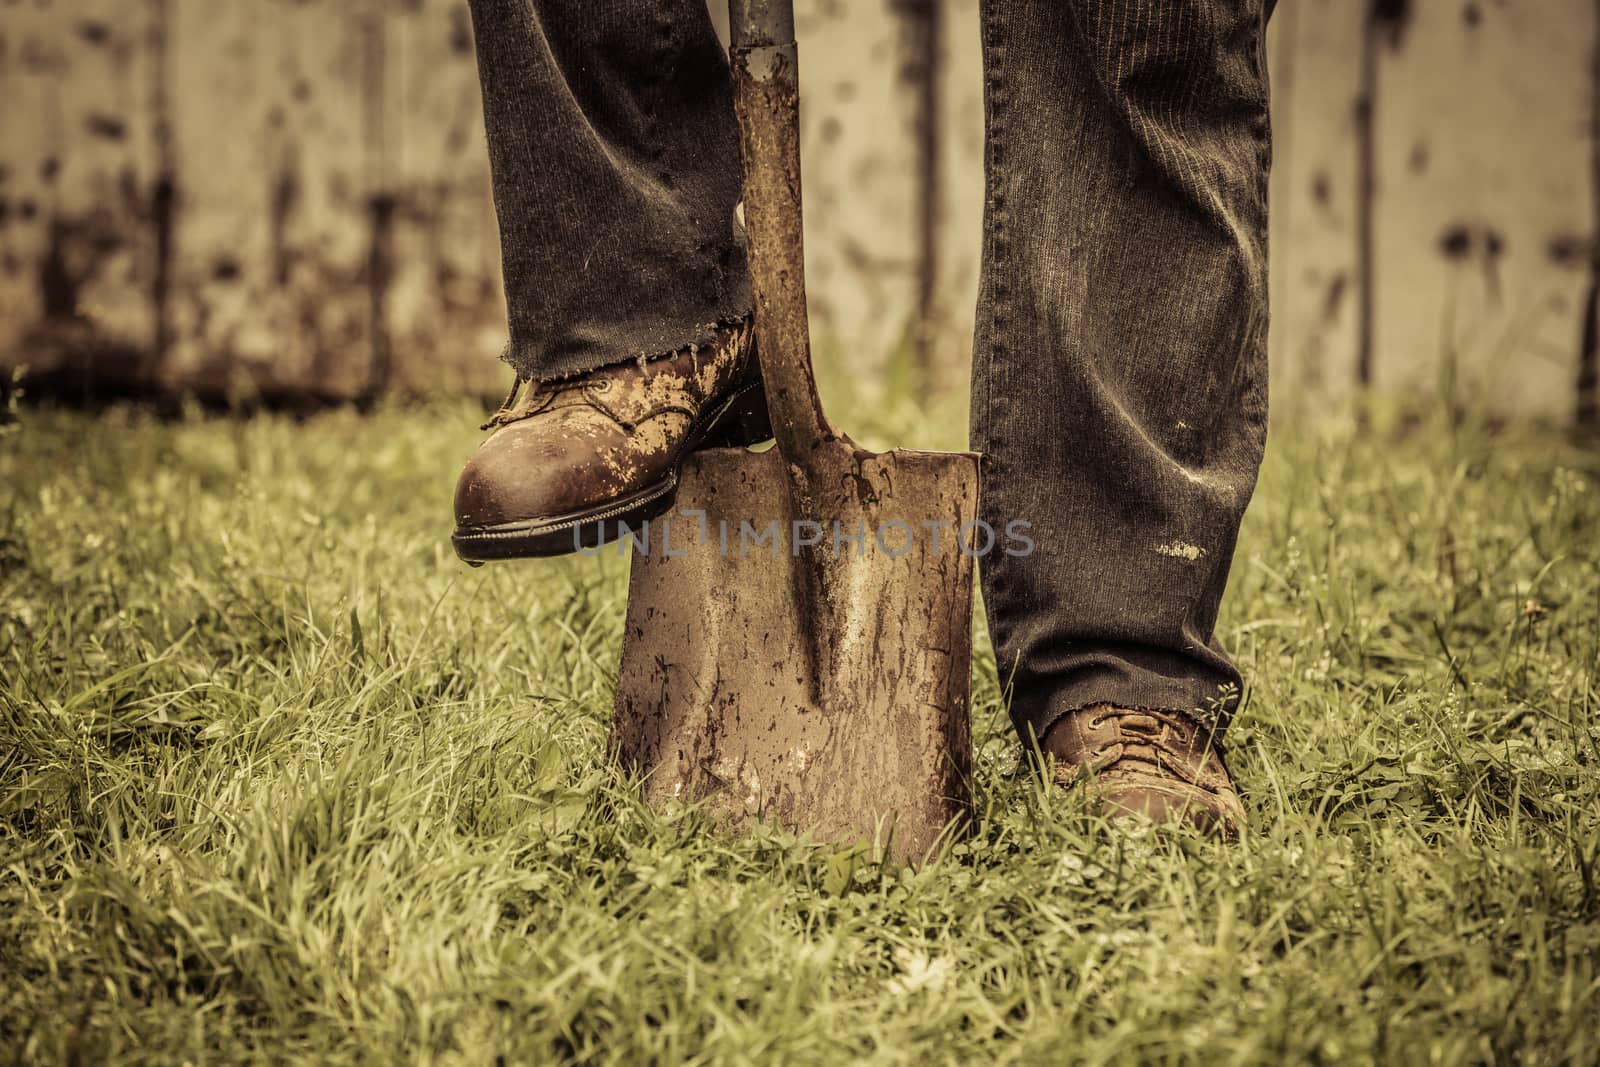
[
  {"xmin": 452, "ymin": 320, "xmax": 771, "ymax": 562},
  {"xmin": 1043, "ymin": 704, "xmax": 1247, "ymax": 837}
]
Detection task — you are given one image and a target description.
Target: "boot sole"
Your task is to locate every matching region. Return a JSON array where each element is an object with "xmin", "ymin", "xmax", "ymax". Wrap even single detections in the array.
[{"xmin": 451, "ymin": 378, "xmax": 773, "ymax": 563}]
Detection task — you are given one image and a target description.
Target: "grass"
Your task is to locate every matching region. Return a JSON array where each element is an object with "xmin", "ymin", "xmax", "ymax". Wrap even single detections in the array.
[{"xmin": 1, "ymin": 391, "xmax": 1598, "ymax": 1064}]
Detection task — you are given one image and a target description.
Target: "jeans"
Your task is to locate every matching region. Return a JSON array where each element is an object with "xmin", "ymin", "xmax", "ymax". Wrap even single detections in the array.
[{"xmin": 465, "ymin": 0, "xmax": 1272, "ymax": 744}]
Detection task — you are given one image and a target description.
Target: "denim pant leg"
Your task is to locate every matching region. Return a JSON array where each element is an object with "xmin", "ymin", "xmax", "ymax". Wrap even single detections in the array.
[
  {"xmin": 465, "ymin": 0, "xmax": 752, "ymax": 381},
  {"xmin": 972, "ymin": 0, "xmax": 1272, "ymax": 745}
]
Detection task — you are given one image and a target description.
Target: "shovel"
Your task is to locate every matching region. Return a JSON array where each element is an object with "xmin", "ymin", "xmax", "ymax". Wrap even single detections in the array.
[{"xmin": 609, "ymin": 0, "xmax": 982, "ymax": 864}]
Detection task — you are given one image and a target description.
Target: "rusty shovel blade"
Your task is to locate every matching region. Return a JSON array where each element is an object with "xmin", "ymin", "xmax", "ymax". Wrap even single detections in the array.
[{"xmin": 610, "ymin": 442, "xmax": 980, "ymax": 863}]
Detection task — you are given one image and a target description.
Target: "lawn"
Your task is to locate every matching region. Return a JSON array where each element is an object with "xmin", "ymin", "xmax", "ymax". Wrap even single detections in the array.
[{"xmin": 2, "ymin": 394, "xmax": 1598, "ymax": 1064}]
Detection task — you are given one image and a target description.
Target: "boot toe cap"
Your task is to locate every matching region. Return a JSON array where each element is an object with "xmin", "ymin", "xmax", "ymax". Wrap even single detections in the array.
[
  {"xmin": 455, "ymin": 423, "xmax": 589, "ymax": 529},
  {"xmin": 1096, "ymin": 776, "xmax": 1246, "ymax": 838},
  {"xmin": 452, "ymin": 414, "xmax": 675, "ymax": 531}
]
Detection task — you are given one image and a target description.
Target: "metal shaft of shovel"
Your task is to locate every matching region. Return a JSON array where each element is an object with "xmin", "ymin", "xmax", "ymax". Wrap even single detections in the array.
[
  {"xmin": 727, "ymin": 0, "xmax": 836, "ymax": 469},
  {"xmin": 726, "ymin": 0, "xmax": 841, "ymax": 689}
]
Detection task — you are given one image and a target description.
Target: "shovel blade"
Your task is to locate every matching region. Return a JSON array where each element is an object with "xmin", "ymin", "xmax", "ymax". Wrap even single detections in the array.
[{"xmin": 610, "ymin": 445, "xmax": 981, "ymax": 864}]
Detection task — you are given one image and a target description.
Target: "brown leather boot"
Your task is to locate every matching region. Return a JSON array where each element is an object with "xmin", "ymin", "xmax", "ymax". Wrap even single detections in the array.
[
  {"xmin": 452, "ymin": 320, "xmax": 771, "ymax": 562},
  {"xmin": 1043, "ymin": 704, "xmax": 1247, "ymax": 837}
]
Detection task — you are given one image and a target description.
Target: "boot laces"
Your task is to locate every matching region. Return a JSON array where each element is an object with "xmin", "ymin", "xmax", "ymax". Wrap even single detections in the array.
[
  {"xmin": 479, "ymin": 373, "xmax": 591, "ymax": 431},
  {"xmin": 1087, "ymin": 707, "xmax": 1207, "ymax": 778}
]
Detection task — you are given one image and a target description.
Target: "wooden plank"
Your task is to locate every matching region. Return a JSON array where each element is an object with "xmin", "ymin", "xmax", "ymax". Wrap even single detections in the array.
[{"xmin": 1370, "ymin": 0, "xmax": 1590, "ymax": 415}]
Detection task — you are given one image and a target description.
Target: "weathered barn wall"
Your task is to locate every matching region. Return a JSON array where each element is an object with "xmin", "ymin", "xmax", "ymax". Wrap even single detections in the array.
[
  {"xmin": 1266, "ymin": 0, "xmax": 1594, "ymax": 417},
  {"xmin": 0, "ymin": 0, "xmax": 1595, "ymax": 419},
  {"xmin": 1, "ymin": 0, "xmax": 507, "ymax": 401}
]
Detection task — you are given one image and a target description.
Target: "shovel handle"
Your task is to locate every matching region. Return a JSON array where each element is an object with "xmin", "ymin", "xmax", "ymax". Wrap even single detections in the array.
[{"xmin": 728, "ymin": 0, "xmax": 837, "ymax": 463}]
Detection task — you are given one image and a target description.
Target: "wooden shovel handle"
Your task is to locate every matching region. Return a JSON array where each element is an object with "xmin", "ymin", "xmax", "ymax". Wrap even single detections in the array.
[{"xmin": 728, "ymin": 0, "xmax": 837, "ymax": 464}]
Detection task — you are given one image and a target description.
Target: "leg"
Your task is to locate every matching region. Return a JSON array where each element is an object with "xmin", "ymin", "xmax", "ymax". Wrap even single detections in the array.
[
  {"xmin": 972, "ymin": 1, "xmax": 1271, "ymax": 748},
  {"xmin": 454, "ymin": 1, "xmax": 768, "ymax": 561},
  {"xmin": 466, "ymin": 0, "xmax": 751, "ymax": 380}
]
